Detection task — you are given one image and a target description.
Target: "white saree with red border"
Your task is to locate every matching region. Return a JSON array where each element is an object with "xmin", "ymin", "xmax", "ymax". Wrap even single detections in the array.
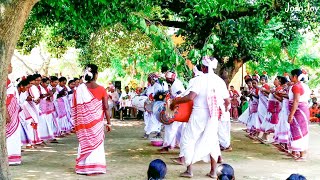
[
  {"xmin": 72, "ymin": 84, "xmax": 106, "ymax": 174},
  {"xmin": 6, "ymin": 82, "xmax": 22, "ymax": 165}
]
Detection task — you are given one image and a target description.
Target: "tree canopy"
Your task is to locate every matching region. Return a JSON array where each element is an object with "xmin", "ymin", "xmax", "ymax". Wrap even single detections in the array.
[{"xmin": 17, "ymin": 0, "xmax": 320, "ymax": 84}]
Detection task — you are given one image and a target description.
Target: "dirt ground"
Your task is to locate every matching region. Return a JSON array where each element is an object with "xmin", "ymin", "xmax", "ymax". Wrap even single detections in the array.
[{"xmin": 9, "ymin": 120, "xmax": 320, "ymax": 180}]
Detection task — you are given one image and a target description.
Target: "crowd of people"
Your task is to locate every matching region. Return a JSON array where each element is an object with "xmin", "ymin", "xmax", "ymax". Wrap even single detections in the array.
[
  {"xmin": 238, "ymin": 69, "xmax": 311, "ymax": 162},
  {"xmin": 5, "ymin": 57, "xmax": 312, "ymax": 179}
]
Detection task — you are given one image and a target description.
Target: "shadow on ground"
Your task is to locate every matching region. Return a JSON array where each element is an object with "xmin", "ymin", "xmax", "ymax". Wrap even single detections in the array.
[{"xmin": 10, "ymin": 120, "xmax": 320, "ymax": 180}]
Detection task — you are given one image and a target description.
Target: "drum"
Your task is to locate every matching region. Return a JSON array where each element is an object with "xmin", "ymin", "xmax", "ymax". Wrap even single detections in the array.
[
  {"xmin": 132, "ymin": 96, "xmax": 148, "ymax": 111},
  {"xmin": 145, "ymin": 99, "xmax": 154, "ymax": 113},
  {"xmin": 153, "ymin": 101, "xmax": 165, "ymax": 120},
  {"xmin": 159, "ymin": 98, "xmax": 193, "ymax": 125},
  {"xmin": 267, "ymin": 100, "xmax": 281, "ymax": 124}
]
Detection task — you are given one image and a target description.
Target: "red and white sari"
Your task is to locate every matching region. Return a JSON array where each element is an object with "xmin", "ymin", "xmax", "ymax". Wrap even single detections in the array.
[
  {"xmin": 6, "ymin": 80, "xmax": 22, "ymax": 165},
  {"xmin": 288, "ymin": 82, "xmax": 310, "ymax": 152},
  {"xmin": 72, "ymin": 84, "xmax": 106, "ymax": 174},
  {"xmin": 258, "ymin": 84, "xmax": 270, "ymax": 133},
  {"xmin": 20, "ymin": 85, "xmax": 42, "ymax": 145},
  {"xmin": 38, "ymin": 86, "xmax": 55, "ymax": 140}
]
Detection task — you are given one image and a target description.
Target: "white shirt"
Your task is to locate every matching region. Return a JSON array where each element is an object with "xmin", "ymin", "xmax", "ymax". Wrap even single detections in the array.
[
  {"xmin": 108, "ymin": 91, "xmax": 119, "ymax": 103},
  {"xmin": 190, "ymin": 73, "xmax": 229, "ymax": 109},
  {"xmin": 170, "ymin": 78, "xmax": 185, "ymax": 98}
]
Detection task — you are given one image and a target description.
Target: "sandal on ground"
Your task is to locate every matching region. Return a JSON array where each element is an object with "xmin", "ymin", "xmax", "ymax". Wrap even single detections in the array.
[
  {"xmin": 206, "ymin": 173, "xmax": 217, "ymax": 179},
  {"xmin": 180, "ymin": 172, "xmax": 193, "ymax": 178}
]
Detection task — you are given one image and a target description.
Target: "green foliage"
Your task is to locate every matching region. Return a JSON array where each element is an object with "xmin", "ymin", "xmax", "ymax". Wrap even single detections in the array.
[{"xmin": 17, "ymin": 0, "xmax": 320, "ymax": 84}]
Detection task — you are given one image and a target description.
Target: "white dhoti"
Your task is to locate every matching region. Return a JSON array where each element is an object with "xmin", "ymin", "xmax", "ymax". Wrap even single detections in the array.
[
  {"xmin": 163, "ymin": 122, "xmax": 183, "ymax": 149},
  {"xmin": 180, "ymin": 108, "xmax": 220, "ymax": 166},
  {"xmin": 144, "ymin": 112, "xmax": 162, "ymax": 135},
  {"xmin": 218, "ymin": 111, "xmax": 231, "ymax": 149}
]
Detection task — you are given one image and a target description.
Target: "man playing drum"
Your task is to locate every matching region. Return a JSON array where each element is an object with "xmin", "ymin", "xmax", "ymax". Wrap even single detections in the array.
[
  {"xmin": 158, "ymin": 71, "xmax": 186, "ymax": 153},
  {"xmin": 170, "ymin": 56, "xmax": 230, "ymax": 178}
]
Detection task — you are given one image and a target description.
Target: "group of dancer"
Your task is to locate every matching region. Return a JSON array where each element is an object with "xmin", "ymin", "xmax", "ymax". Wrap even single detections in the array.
[
  {"xmin": 6, "ymin": 58, "xmax": 311, "ymax": 177},
  {"xmin": 5, "ymin": 62, "xmax": 86, "ymax": 166},
  {"xmin": 238, "ymin": 69, "xmax": 310, "ymax": 161},
  {"xmin": 140, "ymin": 56, "xmax": 232, "ymax": 178}
]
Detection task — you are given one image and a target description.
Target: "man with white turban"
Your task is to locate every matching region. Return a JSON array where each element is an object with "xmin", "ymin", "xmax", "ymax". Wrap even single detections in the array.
[
  {"xmin": 171, "ymin": 56, "xmax": 230, "ymax": 178},
  {"xmin": 143, "ymin": 73, "xmax": 163, "ymax": 138},
  {"xmin": 158, "ymin": 71, "xmax": 186, "ymax": 153}
]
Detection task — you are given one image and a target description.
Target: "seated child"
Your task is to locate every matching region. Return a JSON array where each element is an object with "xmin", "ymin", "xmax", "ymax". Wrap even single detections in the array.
[
  {"xmin": 309, "ymin": 102, "xmax": 319, "ymax": 123},
  {"xmin": 147, "ymin": 159, "xmax": 167, "ymax": 180}
]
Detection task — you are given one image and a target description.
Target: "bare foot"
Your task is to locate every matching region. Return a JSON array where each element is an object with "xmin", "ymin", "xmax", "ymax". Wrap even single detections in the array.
[
  {"xmin": 180, "ymin": 171, "xmax": 193, "ymax": 178},
  {"xmin": 158, "ymin": 148, "xmax": 169, "ymax": 154},
  {"xmin": 206, "ymin": 173, "xmax": 217, "ymax": 179}
]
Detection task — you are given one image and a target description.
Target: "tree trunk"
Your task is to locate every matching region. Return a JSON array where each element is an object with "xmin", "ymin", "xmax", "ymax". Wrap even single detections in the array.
[
  {"xmin": 216, "ymin": 58, "xmax": 244, "ymax": 87},
  {"xmin": 0, "ymin": 0, "xmax": 38, "ymax": 179}
]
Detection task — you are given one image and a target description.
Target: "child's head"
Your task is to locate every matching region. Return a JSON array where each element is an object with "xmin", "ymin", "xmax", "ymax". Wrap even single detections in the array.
[
  {"xmin": 232, "ymin": 94, "xmax": 237, "ymax": 99},
  {"xmin": 245, "ymin": 78, "xmax": 253, "ymax": 88},
  {"xmin": 147, "ymin": 159, "xmax": 167, "ymax": 180},
  {"xmin": 240, "ymin": 96, "xmax": 247, "ymax": 102},
  {"xmin": 217, "ymin": 164, "xmax": 235, "ymax": 180},
  {"xmin": 312, "ymin": 102, "xmax": 318, "ymax": 108},
  {"xmin": 260, "ymin": 75, "xmax": 267, "ymax": 85},
  {"xmin": 286, "ymin": 173, "xmax": 306, "ymax": 180},
  {"xmin": 252, "ymin": 79, "xmax": 258, "ymax": 88}
]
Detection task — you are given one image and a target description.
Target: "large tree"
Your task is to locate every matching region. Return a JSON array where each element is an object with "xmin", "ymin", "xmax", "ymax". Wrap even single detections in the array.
[
  {"xmin": 0, "ymin": 0, "xmax": 319, "ymax": 177},
  {"xmin": 0, "ymin": 0, "xmax": 39, "ymax": 179},
  {"xmin": 18, "ymin": 0, "xmax": 320, "ymax": 83}
]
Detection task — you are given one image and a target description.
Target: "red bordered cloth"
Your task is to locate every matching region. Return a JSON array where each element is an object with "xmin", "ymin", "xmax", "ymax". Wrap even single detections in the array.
[
  {"xmin": 71, "ymin": 84, "xmax": 104, "ymax": 163},
  {"xmin": 6, "ymin": 90, "xmax": 20, "ymax": 138}
]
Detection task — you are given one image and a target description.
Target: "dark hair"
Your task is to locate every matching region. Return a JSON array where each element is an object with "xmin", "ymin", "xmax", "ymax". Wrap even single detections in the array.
[
  {"xmin": 196, "ymin": 64, "xmax": 202, "ymax": 71},
  {"xmin": 245, "ymin": 78, "xmax": 252, "ymax": 84},
  {"xmin": 18, "ymin": 79, "xmax": 29, "ymax": 87},
  {"xmin": 41, "ymin": 77, "xmax": 49, "ymax": 83},
  {"xmin": 260, "ymin": 75, "xmax": 268, "ymax": 82},
  {"xmin": 50, "ymin": 76, "xmax": 58, "ymax": 82},
  {"xmin": 240, "ymin": 95, "xmax": 247, "ymax": 101},
  {"xmin": 68, "ymin": 80, "xmax": 75, "ymax": 85},
  {"xmin": 161, "ymin": 65, "xmax": 169, "ymax": 73},
  {"xmin": 59, "ymin": 77, "xmax": 67, "ymax": 82},
  {"xmin": 147, "ymin": 159, "xmax": 167, "ymax": 180},
  {"xmin": 73, "ymin": 78, "xmax": 79, "ymax": 81},
  {"xmin": 276, "ymin": 76, "xmax": 288, "ymax": 85},
  {"xmin": 286, "ymin": 173, "xmax": 307, "ymax": 180},
  {"xmin": 27, "ymin": 75, "xmax": 35, "ymax": 82},
  {"xmin": 33, "ymin": 74, "xmax": 41, "ymax": 79},
  {"xmin": 217, "ymin": 164, "xmax": 235, "ymax": 180},
  {"xmin": 84, "ymin": 64, "xmax": 98, "ymax": 82},
  {"xmin": 230, "ymin": 85, "xmax": 234, "ymax": 88},
  {"xmin": 291, "ymin": 69, "xmax": 302, "ymax": 79}
]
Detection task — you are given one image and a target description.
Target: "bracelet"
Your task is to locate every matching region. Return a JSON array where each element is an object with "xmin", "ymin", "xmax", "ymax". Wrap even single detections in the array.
[{"xmin": 104, "ymin": 121, "xmax": 111, "ymax": 126}]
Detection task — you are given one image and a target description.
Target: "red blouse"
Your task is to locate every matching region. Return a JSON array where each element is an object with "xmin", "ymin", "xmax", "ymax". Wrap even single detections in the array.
[
  {"xmin": 88, "ymin": 85, "xmax": 107, "ymax": 101},
  {"xmin": 292, "ymin": 83, "xmax": 304, "ymax": 95}
]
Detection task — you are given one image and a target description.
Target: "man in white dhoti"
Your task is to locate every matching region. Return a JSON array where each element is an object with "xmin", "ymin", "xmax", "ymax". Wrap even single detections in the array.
[
  {"xmin": 159, "ymin": 71, "xmax": 186, "ymax": 153},
  {"xmin": 171, "ymin": 57, "xmax": 230, "ymax": 178},
  {"xmin": 143, "ymin": 73, "xmax": 163, "ymax": 138},
  {"xmin": 107, "ymin": 84, "xmax": 119, "ymax": 118},
  {"xmin": 171, "ymin": 64, "xmax": 204, "ymax": 165}
]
